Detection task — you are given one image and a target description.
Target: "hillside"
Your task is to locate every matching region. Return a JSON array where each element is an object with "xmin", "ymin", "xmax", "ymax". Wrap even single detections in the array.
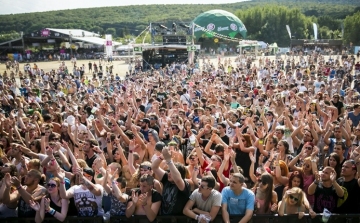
[{"xmin": 0, "ymin": 0, "xmax": 358, "ymax": 37}]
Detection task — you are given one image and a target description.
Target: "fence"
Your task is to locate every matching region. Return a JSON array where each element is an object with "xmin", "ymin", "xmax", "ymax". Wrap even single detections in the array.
[{"xmin": 3, "ymin": 214, "xmax": 360, "ymax": 223}]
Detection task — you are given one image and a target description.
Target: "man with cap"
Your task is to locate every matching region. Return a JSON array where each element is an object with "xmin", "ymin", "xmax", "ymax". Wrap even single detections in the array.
[
  {"xmin": 58, "ymin": 166, "xmax": 105, "ymax": 217},
  {"xmin": 148, "ymin": 114, "xmax": 160, "ymax": 134}
]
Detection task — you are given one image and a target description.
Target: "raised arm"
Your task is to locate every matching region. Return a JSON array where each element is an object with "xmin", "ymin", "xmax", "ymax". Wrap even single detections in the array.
[{"xmin": 162, "ymin": 147, "xmax": 185, "ymax": 190}]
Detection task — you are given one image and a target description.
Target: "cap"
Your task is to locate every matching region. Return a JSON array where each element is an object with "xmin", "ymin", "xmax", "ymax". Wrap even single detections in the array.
[
  {"xmin": 141, "ymin": 118, "xmax": 150, "ymax": 124},
  {"xmin": 83, "ymin": 167, "xmax": 95, "ymax": 177},
  {"xmin": 155, "ymin": 141, "xmax": 165, "ymax": 152}
]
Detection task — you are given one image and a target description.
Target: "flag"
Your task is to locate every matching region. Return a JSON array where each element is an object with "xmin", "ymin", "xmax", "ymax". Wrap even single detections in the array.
[
  {"xmin": 105, "ymin": 34, "xmax": 113, "ymax": 57},
  {"xmin": 313, "ymin": 23, "xmax": 318, "ymax": 40},
  {"xmin": 286, "ymin": 25, "xmax": 291, "ymax": 39}
]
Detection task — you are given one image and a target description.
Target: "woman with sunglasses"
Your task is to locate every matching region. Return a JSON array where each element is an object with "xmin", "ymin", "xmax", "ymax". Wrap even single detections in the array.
[
  {"xmin": 288, "ymin": 145, "xmax": 317, "ymax": 192},
  {"xmin": 29, "ymin": 177, "xmax": 69, "ymax": 223},
  {"xmin": 252, "ymin": 173, "xmax": 278, "ymax": 222},
  {"xmin": 278, "ymin": 187, "xmax": 316, "ymax": 219}
]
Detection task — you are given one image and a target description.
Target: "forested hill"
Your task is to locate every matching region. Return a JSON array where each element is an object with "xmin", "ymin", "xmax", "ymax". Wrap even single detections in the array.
[{"xmin": 0, "ymin": 0, "xmax": 358, "ymax": 38}]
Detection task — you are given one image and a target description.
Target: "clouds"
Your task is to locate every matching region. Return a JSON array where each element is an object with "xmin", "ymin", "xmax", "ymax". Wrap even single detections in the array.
[{"xmin": 0, "ymin": 0, "xmax": 245, "ymax": 15}]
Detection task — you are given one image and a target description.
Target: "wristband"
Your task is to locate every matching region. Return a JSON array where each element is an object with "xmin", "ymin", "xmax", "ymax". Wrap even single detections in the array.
[
  {"xmin": 129, "ymin": 150, "xmax": 133, "ymax": 153},
  {"xmin": 16, "ymin": 185, "xmax": 23, "ymax": 190},
  {"xmin": 112, "ymin": 180, "xmax": 117, "ymax": 185},
  {"xmin": 41, "ymin": 133, "xmax": 46, "ymax": 136},
  {"xmin": 314, "ymin": 180, "xmax": 319, "ymax": 185},
  {"xmin": 60, "ymin": 181, "xmax": 65, "ymax": 184},
  {"xmin": 166, "ymin": 160, "xmax": 172, "ymax": 165},
  {"xmin": 158, "ymin": 156, "xmax": 163, "ymax": 160},
  {"xmin": 49, "ymin": 208, "xmax": 56, "ymax": 216},
  {"xmin": 205, "ymin": 168, "xmax": 210, "ymax": 172}
]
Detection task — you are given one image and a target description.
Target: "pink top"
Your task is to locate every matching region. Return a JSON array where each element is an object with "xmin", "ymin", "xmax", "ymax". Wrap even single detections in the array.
[{"xmin": 303, "ymin": 173, "xmax": 315, "ymax": 206}]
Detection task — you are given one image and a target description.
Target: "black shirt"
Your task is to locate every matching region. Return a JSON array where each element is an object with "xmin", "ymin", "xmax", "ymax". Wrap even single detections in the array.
[
  {"xmin": 336, "ymin": 178, "xmax": 360, "ymax": 213},
  {"xmin": 160, "ymin": 172, "xmax": 191, "ymax": 215},
  {"xmin": 85, "ymin": 153, "xmax": 98, "ymax": 168},
  {"xmin": 313, "ymin": 183, "xmax": 339, "ymax": 213}
]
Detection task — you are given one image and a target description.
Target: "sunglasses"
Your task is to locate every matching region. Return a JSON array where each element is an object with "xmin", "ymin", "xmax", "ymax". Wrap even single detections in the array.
[
  {"xmin": 171, "ymin": 127, "xmax": 178, "ymax": 130},
  {"xmin": 47, "ymin": 183, "xmax": 57, "ymax": 188},
  {"xmin": 266, "ymin": 113, "xmax": 272, "ymax": 116},
  {"xmin": 140, "ymin": 165, "xmax": 152, "ymax": 170},
  {"xmin": 2, "ymin": 164, "xmax": 10, "ymax": 168},
  {"xmin": 305, "ymin": 147, "xmax": 313, "ymax": 150},
  {"xmin": 258, "ymin": 179, "xmax": 267, "ymax": 185},
  {"xmin": 289, "ymin": 194, "xmax": 299, "ymax": 202}
]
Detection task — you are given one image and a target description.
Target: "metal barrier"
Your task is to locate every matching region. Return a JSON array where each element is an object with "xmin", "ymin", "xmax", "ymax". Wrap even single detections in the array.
[{"xmin": 3, "ymin": 214, "xmax": 360, "ymax": 223}]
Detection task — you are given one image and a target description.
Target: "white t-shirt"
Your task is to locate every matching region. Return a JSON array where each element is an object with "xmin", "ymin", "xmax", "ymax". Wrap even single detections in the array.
[
  {"xmin": 68, "ymin": 184, "xmax": 104, "ymax": 217},
  {"xmin": 225, "ymin": 122, "xmax": 240, "ymax": 138},
  {"xmin": 313, "ymin": 81, "xmax": 325, "ymax": 93}
]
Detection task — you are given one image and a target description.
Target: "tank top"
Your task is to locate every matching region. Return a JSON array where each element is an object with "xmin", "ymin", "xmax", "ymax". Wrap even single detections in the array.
[
  {"xmin": 284, "ymin": 202, "xmax": 300, "ymax": 213},
  {"xmin": 45, "ymin": 196, "xmax": 62, "ymax": 218},
  {"xmin": 302, "ymin": 173, "xmax": 315, "ymax": 206}
]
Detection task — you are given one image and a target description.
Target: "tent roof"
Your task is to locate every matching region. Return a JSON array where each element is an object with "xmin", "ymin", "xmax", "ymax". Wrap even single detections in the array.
[
  {"xmin": 47, "ymin": 28, "xmax": 100, "ymax": 37},
  {"xmin": 46, "ymin": 28, "xmax": 122, "ymax": 46},
  {"xmin": 0, "ymin": 37, "xmax": 22, "ymax": 46},
  {"xmin": 192, "ymin": 9, "xmax": 247, "ymax": 39}
]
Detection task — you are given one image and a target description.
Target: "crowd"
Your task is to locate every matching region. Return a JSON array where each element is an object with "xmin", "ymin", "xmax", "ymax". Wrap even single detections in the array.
[{"xmin": 0, "ymin": 49, "xmax": 359, "ymax": 223}]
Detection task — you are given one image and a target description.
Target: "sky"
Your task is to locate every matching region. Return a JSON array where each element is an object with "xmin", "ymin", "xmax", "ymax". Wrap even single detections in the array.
[{"xmin": 0, "ymin": 0, "xmax": 248, "ymax": 15}]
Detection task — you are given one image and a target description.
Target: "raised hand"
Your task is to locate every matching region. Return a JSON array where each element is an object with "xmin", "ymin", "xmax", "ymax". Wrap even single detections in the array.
[
  {"xmin": 138, "ymin": 192, "xmax": 148, "ymax": 206},
  {"xmin": 4, "ymin": 173, "xmax": 11, "ymax": 187},
  {"xmin": 10, "ymin": 176, "xmax": 21, "ymax": 187},
  {"xmin": 45, "ymin": 146, "xmax": 53, "ymax": 157},
  {"xmin": 131, "ymin": 190, "xmax": 139, "ymax": 204},
  {"xmin": 162, "ymin": 147, "xmax": 172, "ymax": 161},
  {"xmin": 330, "ymin": 171, "xmax": 337, "ymax": 182},
  {"xmin": 249, "ymin": 152, "xmax": 256, "ymax": 163},
  {"xmin": 29, "ymin": 200, "xmax": 40, "ymax": 211},
  {"xmin": 129, "ymin": 139, "xmax": 135, "ymax": 151},
  {"xmin": 44, "ymin": 197, "xmax": 51, "ymax": 211}
]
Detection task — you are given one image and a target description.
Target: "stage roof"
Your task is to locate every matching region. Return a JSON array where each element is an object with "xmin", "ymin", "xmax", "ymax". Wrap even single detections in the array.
[{"xmin": 46, "ymin": 28, "xmax": 122, "ymax": 46}]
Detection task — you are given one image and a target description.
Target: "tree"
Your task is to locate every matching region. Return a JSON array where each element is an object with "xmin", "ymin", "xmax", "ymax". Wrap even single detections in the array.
[
  {"xmin": 105, "ymin": 28, "xmax": 117, "ymax": 37},
  {"xmin": 91, "ymin": 26, "xmax": 104, "ymax": 35},
  {"xmin": 344, "ymin": 11, "xmax": 360, "ymax": 44}
]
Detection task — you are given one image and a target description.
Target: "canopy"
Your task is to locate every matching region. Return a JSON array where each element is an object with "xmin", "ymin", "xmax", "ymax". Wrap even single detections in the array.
[
  {"xmin": 192, "ymin": 10, "xmax": 247, "ymax": 40},
  {"xmin": 269, "ymin": 43, "xmax": 278, "ymax": 48}
]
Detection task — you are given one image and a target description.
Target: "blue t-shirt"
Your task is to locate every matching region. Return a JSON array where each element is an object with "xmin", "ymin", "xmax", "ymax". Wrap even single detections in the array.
[
  {"xmin": 328, "ymin": 138, "xmax": 349, "ymax": 158},
  {"xmin": 348, "ymin": 112, "xmax": 360, "ymax": 127},
  {"xmin": 221, "ymin": 186, "xmax": 255, "ymax": 215}
]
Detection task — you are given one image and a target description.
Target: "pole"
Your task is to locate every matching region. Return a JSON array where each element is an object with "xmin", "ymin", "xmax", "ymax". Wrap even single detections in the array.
[
  {"xmin": 69, "ymin": 32, "xmax": 73, "ymax": 57},
  {"xmin": 190, "ymin": 22, "xmax": 195, "ymax": 64},
  {"xmin": 21, "ymin": 31, "xmax": 25, "ymax": 54}
]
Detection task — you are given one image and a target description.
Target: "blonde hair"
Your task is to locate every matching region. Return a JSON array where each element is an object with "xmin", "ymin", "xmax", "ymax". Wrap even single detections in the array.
[
  {"xmin": 286, "ymin": 187, "xmax": 305, "ymax": 207},
  {"xmin": 76, "ymin": 159, "xmax": 88, "ymax": 168},
  {"xmin": 28, "ymin": 159, "xmax": 41, "ymax": 170}
]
